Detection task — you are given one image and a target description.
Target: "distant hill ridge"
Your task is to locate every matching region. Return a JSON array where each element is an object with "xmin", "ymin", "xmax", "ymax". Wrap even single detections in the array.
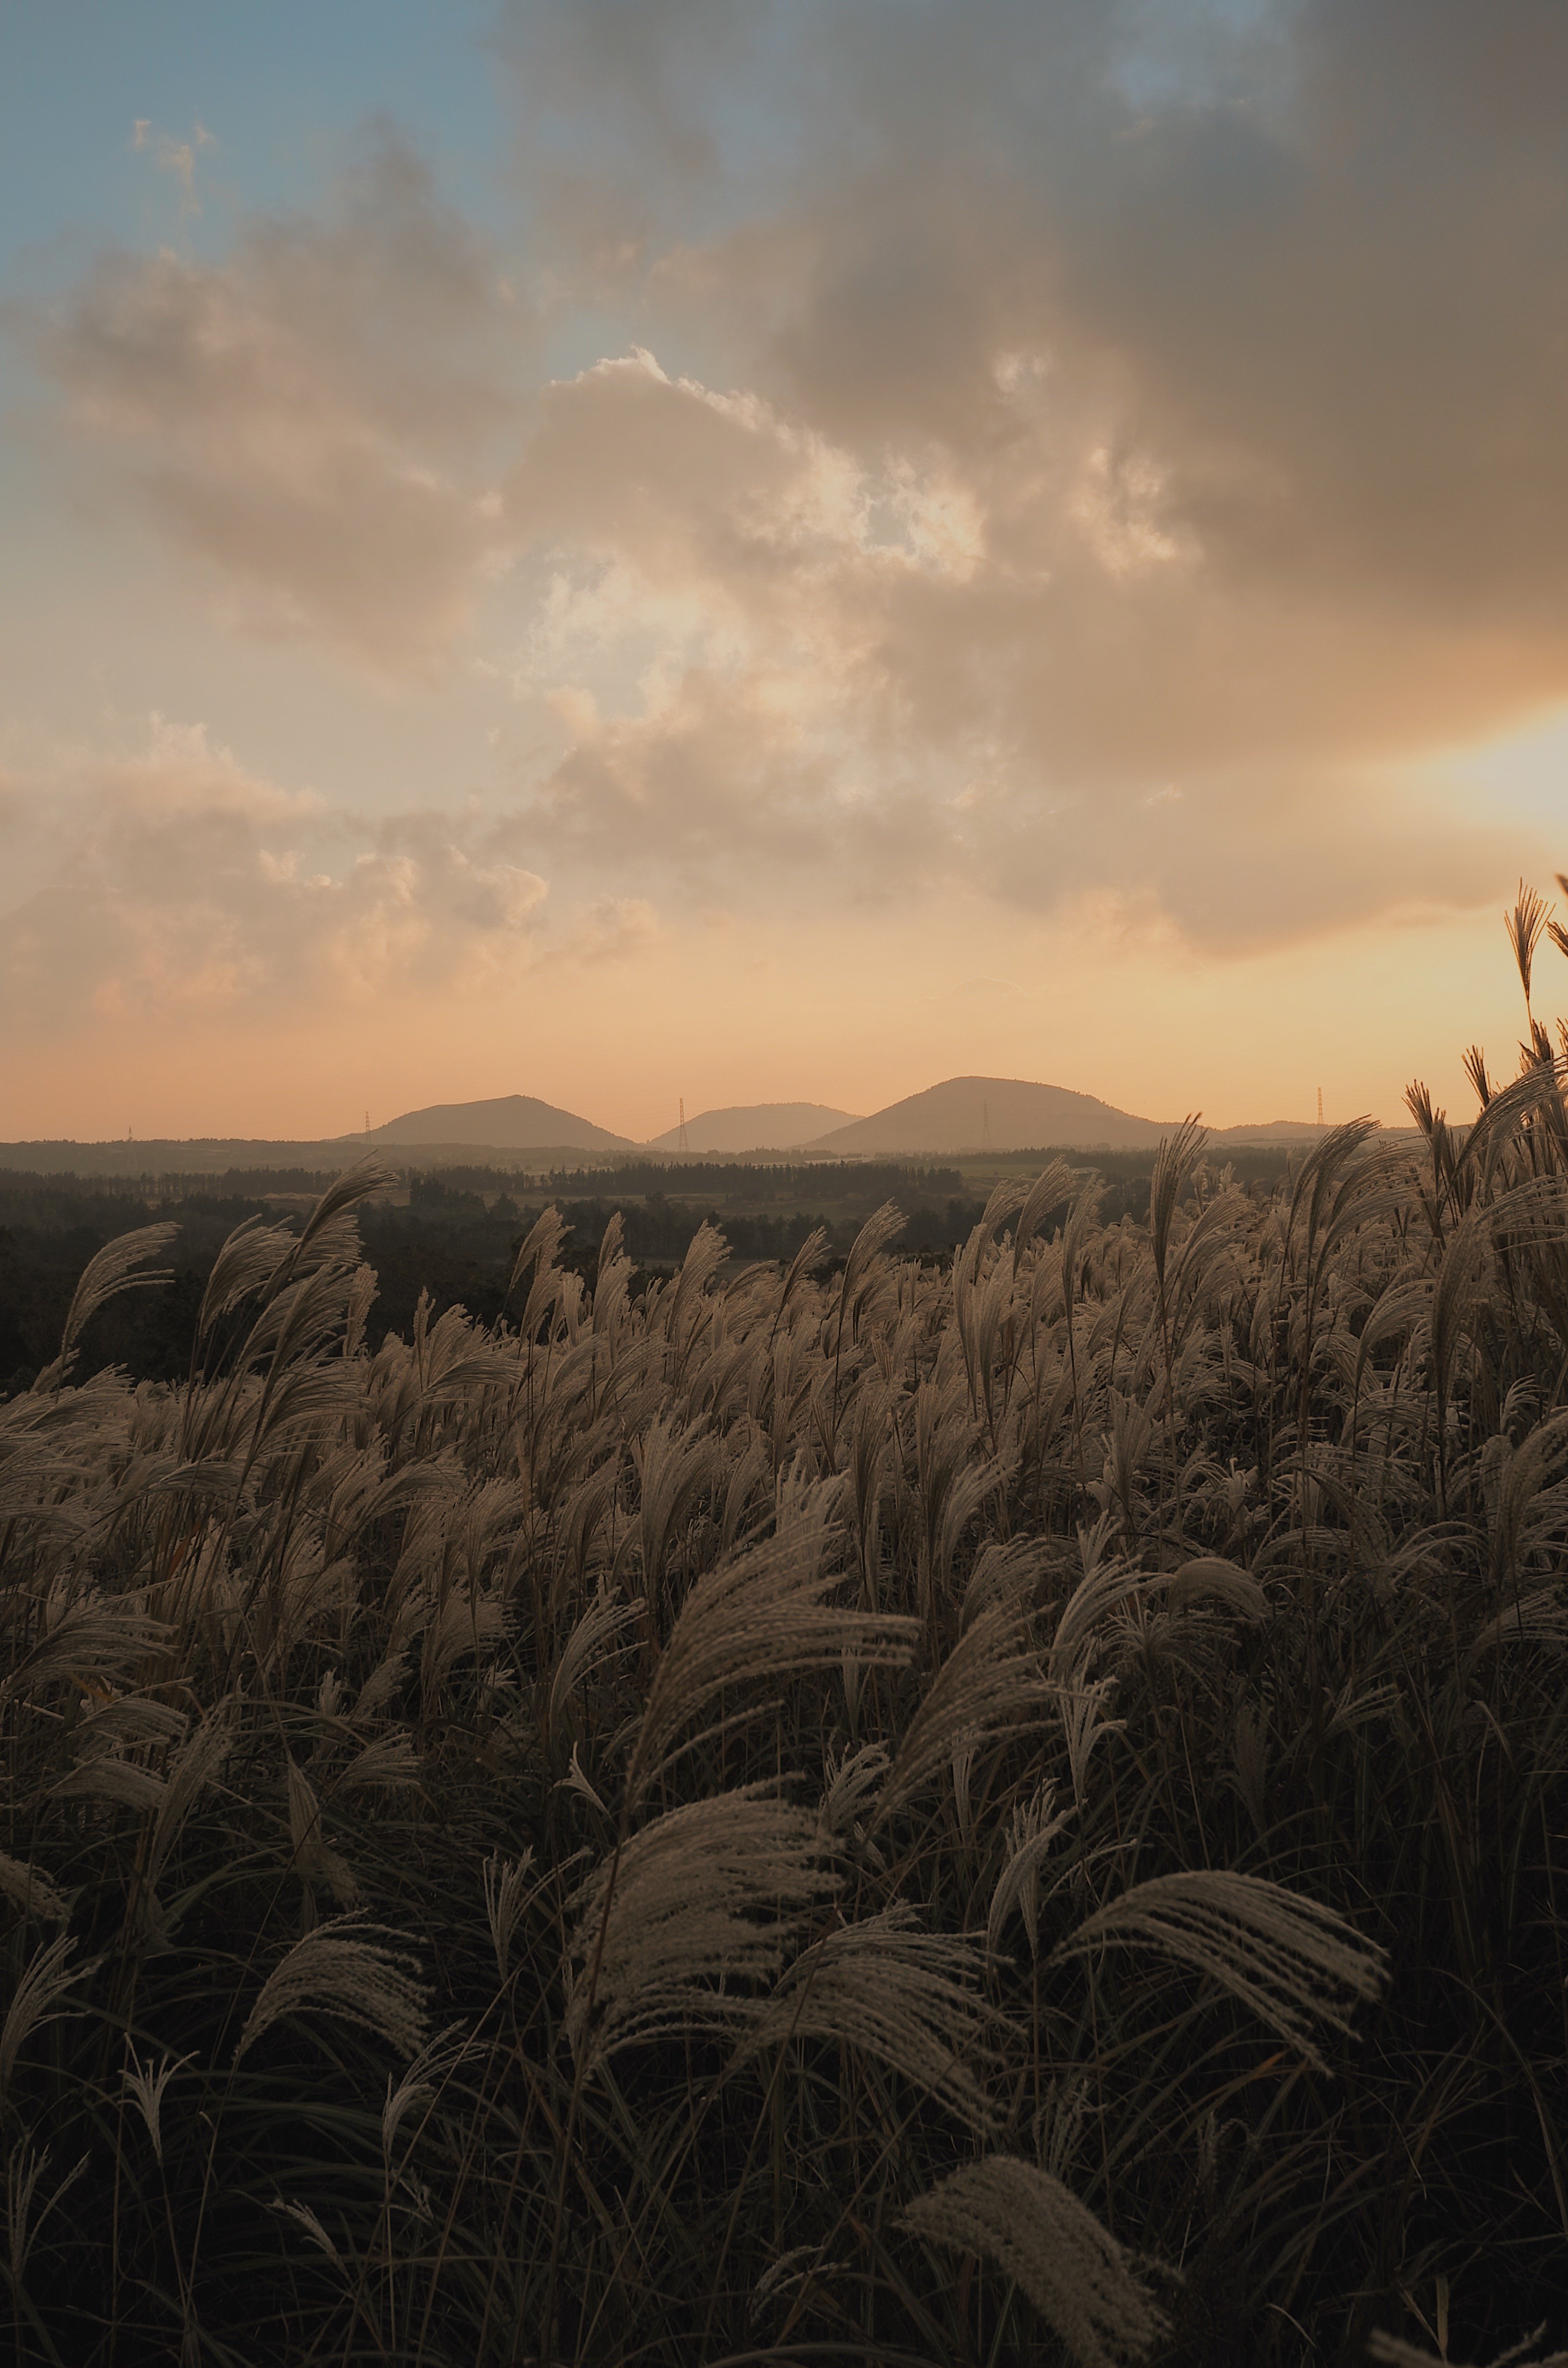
[
  {"xmin": 805, "ymin": 1076, "xmax": 1173, "ymax": 1154},
  {"xmin": 367, "ymin": 1094, "xmax": 633, "ymax": 1152},
  {"xmin": 0, "ymin": 1077, "xmax": 1375, "ymax": 1175},
  {"xmin": 645, "ymin": 1101, "xmax": 862, "ymax": 1153}
]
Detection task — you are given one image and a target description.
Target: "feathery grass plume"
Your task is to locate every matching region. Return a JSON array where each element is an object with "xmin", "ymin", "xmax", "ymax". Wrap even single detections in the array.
[
  {"xmin": 1482, "ymin": 1405, "xmax": 1568, "ymax": 1586},
  {"xmin": 1464, "ymin": 1043, "xmax": 1495, "ymax": 1109},
  {"xmin": 1466, "ymin": 1056, "xmax": 1566, "ymax": 1170},
  {"xmin": 292, "ymin": 1154, "xmax": 391, "ymax": 1259},
  {"xmin": 845, "ymin": 1376, "xmax": 892, "ymax": 1588},
  {"xmin": 1164, "ymin": 1557, "xmax": 1266, "ymax": 1620},
  {"xmin": 508, "ymin": 1202, "xmax": 567, "ymax": 1304},
  {"xmin": 1508, "ymin": 878, "xmax": 1551, "ymax": 1018},
  {"xmin": 233, "ymin": 1917, "xmax": 428, "ymax": 2063},
  {"xmin": 5, "ymin": 2141, "xmax": 88, "ymax": 2284},
  {"xmin": 0, "ymin": 1854, "xmax": 72, "ymax": 1924},
  {"xmin": 49, "ymin": 1755, "xmax": 167, "ymax": 1813},
  {"xmin": 0, "ymin": 1934, "xmax": 85, "ymax": 2104},
  {"xmin": 900, "ymin": 2156, "xmax": 1167, "ymax": 2368},
  {"xmin": 978, "ymin": 1174, "xmax": 1030, "ymax": 1239},
  {"xmin": 769, "ymin": 1220, "xmax": 829, "ymax": 1340},
  {"xmin": 628, "ymin": 1412, "xmax": 719, "ymax": 1613},
  {"xmin": 830, "ymin": 1199, "xmax": 906, "ymax": 1424},
  {"xmin": 1284, "ymin": 1115, "xmax": 1385, "ymax": 1269},
  {"xmin": 719, "ymin": 1422, "xmax": 772, "ymax": 1553},
  {"xmin": 1057, "ymin": 1672, "xmax": 1127, "ymax": 1811},
  {"xmin": 1050, "ymin": 1535, "xmax": 1154, "ymax": 1687},
  {"xmin": 962, "ymin": 1535, "xmax": 1042, "ymax": 1625},
  {"xmin": 838, "ymin": 1199, "xmax": 908, "ymax": 1327},
  {"xmin": 1368, "ymin": 2333, "xmax": 1568, "ymax": 2368},
  {"xmin": 818, "ymin": 1741, "xmax": 891, "ymax": 1838},
  {"xmin": 592, "ymin": 1208, "xmax": 633, "ymax": 1334},
  {"xmin": 1149, "ymin": 1116, "xmax": 1208, "ymax": 1294},
  {"xmin": 335, "ymin": 1729, "xmax": 423, "ymax": 1796},
  {"xmin": 559, "ymin": 1740, "xmax": 612, "ymax": 1833},
  {"xmin": 623, "ymin": 1513, "xmax": 917, "ymax": 1814},
  {"xmin": 742, "ymin": 1903, "xmax": 1000, "ymax": 2131},
  {"xmin": 563, "ymin": 1788, "xmax": 838, "ymax": 2070},
  {"xmin": 1464, "ymin": 1583, "xmax": 1568, "ymax": 1668},
  {"xmin": 1098, "ymin": 1389, "xmax": 1157, "ymax": 1529},
  {"xmin": 1014, "ymin": 1158, "xmax": 1077, "ymax": 1259},
  {"xmin": 419, "ymin": 1582, "xmax": 505, "ymax": 1698},
  {"xmin": 195, "ymin": 1216, "xmax": 299, "ymax": 1338},
  {"xmin": 31, "ymin": 1221, "xmax": 177, "ymax": 1392},
  {"xmin": 343, "ymin": 1259, "xmax": 377, "ymax": 1357},
  {"xmin": 546, "ymin": 1583, "xmax": 642, "ymax": 1758},
  {"xmin": 121, "ymin": 2042, "xmax": 194, "ymax": 2169},
  {"xmin": 268, "ymin": 2193, "xmax": 344, "ymax": 2269},
  {"xmin": 482, "ymin": 1848, "xmax": 539, "ymax": 1983},
  {"xmin": 381, "ymin": 2024, "xmax": 469, "ymax": 2163},
  {"xmin": 1054, "ymin": 1869, "xmax": 1388, "ymax": 2073},
  {"xmin": 73, "ymin": 1693, "xmax": 187, "ymax": 1755},
  {"xmin": 873, "ymin": 1597, "xmax": 1052, "ymax": 1833},
  {"xmin": 987, "ymin": 1781, "xmax": 1072, "ymax": 1964}
]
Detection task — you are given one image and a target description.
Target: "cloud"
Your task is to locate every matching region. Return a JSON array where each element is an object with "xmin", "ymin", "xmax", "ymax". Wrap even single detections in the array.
[
  {"xmin": 28, "ymin": 135, "xmax": 525, "ymax": 669},
  {"xmin": 132, "ymin": 118, "xmax": 216, "ymax": 218},
  {"xmin": 496, "ymin": 344, "xmax": 1519, "ymax": 945},
  {"xmin": 568, "ymin": 894, "xmax": 661, "ymax": 961},
  {"xmin": 0, "ymin": 721, "xmax": 553, "ymax": 1027},
  {"xmin": 477, "ymin": 0, "xmax": 1568, "ymax": 939},
  {"xmin": 22, "ymin": 7, "xmax": 1565, "ymax": 956}
]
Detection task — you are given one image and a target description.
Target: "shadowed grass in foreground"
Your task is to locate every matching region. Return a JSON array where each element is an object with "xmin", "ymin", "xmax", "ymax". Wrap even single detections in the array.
[{"xmin": 6, "ymin": 897, "xmax": 1568, "ymax": 2364}]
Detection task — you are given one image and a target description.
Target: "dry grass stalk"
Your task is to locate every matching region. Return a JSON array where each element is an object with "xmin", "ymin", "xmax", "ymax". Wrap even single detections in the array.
[
  {"xmin": 743, "ymin": 1903, "xmax": 999, "ymax": 2131},
  {"xmin": 624, "ymin": 1519, "xmax": 917, "ymax": 1812},
  {"xmin": 0, "ymin": 1935, "xmax": 86, "ymax": 2104},
  {"xmin": 1054, "ymin": 1869, "xmax": 1388, "ymax": 2072},
  {"xmin": 564, "ymin": 1787, "xmax": 838, "ymax": 2070},
  {"xmin": 233, "ymin": 1918, "xmax": 428, "ymax": 2062},
  {"xmin": 900, "ymin": 2154, "xmax": 1167, "ymax": 2368},
  {"xmin": 1367, "ymin": 2331, "xmax": 1568, "ymax": 2368},
  {"xmin": 32, "ymin": 1221, "xmax": 177, "ymax": 1393},
  {"xmin": 0, "ymin": 1853, "xmax": 73, "ymax": 1924},
  {"xmin": 874, "ymin": 1597, "xmax": 1050, "ymax": 1831}
]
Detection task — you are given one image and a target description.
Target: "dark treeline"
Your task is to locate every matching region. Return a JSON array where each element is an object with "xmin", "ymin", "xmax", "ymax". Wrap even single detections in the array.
[
  {"xmin": 537, "ymin": 1158, "xmax": 968, "ymax": 1200},
  {"xmin": 0, "ymin": 1148, "xmax": 1289, "ymax": 1395}
]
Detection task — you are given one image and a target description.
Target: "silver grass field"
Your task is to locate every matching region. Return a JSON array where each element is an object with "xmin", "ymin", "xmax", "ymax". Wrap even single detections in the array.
[{"xmin": 6, "ymin": 901, "xmax": 1568, "ymax": 2365}]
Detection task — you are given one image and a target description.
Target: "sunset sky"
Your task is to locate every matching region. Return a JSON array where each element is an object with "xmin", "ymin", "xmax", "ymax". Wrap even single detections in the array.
[{"xmin": 4, "ymin": 0, "xmax": 1566, "ymax": 1143}]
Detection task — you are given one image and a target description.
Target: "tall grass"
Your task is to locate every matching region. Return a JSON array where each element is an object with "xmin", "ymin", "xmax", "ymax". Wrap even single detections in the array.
[{"xmin": 6, "ymin": 899, "xmax": 1568, "ymax": 2365}]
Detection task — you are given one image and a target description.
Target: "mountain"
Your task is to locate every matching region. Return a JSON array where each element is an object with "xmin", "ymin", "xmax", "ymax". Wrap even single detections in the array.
[
  {"xmin": 365, "ymin": 1095, "xmax": 633, "ymax": 1152},
  {"xmin": 1209, "ymin": 1119, "xmax": 1335, "ymax": 1144},
  {"xmin": 644, "ymin": 1101, "xmax": 863, "ymax": 1154},
  {"xmin": 805, "ymin": 1075, "xmax": 1175, "ymax": 1154}
]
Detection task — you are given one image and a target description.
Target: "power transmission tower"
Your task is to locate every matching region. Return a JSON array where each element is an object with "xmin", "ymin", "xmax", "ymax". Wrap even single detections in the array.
[
  {"xmin": 1317, "ymin": 1086, "xmax": 1324, "ymax": 1127},
  {"xmin": 678, "ymin": 1097, "xmax": 689, "ymax": 1154}
]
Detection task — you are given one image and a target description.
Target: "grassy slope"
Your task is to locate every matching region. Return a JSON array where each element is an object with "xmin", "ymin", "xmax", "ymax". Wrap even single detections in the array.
[{"xmin": 1, "ymin": 1061, "xmax": 1566, "ymax": 2363}]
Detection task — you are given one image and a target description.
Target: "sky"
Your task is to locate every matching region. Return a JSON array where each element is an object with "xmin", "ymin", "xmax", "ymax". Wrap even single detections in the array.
[{"xmin": 3, "ymin": 0, "xmax": 1567, "ymax": 1143}]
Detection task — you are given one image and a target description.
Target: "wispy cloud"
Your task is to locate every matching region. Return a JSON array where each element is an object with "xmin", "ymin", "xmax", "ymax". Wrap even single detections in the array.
[
  {"xmin": 0, "ymin": 721, "xmax": 557, "ymax": 1026},
  {"xmin": 131, "ymin": 118, "xmax": 216, "ymax": 218},
  {"xmin": 29, "ymin": 134, "xmax": 525, "ymax": 670}
]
